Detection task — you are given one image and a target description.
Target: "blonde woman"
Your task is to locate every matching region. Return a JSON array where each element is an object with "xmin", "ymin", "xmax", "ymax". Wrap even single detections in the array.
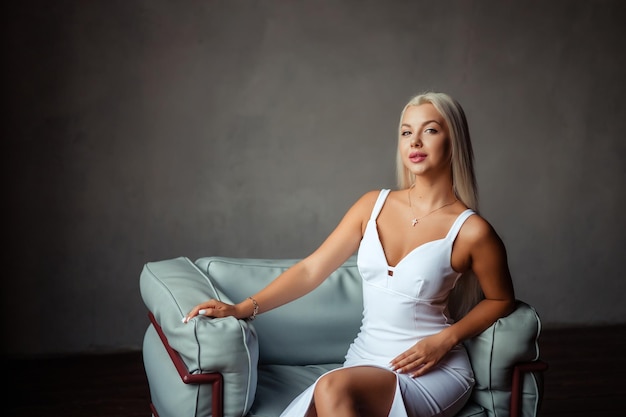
[{"xmin": 184, "ymin": 92, "xmax": 515, "ymax": 417}]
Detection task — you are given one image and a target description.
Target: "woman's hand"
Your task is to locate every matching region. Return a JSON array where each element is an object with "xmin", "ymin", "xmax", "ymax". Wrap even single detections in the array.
[
  {"xmin": 389, "ymin": 332, "xmax": 455, "ymax": 377},
  {"xmin": 182, "ymin": 299, "xmax": 239, "ymax": 323}
]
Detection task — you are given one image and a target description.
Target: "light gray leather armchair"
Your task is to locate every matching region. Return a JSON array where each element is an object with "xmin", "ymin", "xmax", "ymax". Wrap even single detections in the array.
[{"xmin": 140, "ymin": 256, "xmax": 548, "ymax": 417}]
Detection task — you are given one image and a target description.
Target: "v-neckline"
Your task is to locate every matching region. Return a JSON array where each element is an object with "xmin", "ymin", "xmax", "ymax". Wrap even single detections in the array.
[
  {"xmin": 372, "ymin": 221, "xmax": 449, "ymax": 269},
  {"xmin": 364, "ymin": 189, "xmax": 472, "ymax": 270}
]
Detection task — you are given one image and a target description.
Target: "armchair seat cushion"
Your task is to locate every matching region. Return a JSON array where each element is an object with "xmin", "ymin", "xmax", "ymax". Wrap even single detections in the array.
[{"xmin": 250, "ymin": 364, "xmax": 339, "ymax": 417}]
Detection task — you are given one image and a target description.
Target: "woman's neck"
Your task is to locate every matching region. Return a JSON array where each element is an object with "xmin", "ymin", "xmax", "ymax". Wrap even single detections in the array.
[{"xmin": 408, "ymin": 179, "xmax": 456, "ymax": 209}]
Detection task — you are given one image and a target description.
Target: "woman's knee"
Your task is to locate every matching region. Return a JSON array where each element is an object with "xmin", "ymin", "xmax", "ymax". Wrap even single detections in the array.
[
  {"xmin": 314, "ymin": 367, "xmax": 397, "ymax": 417},
  {"xmin": 313, "ymin": 371, "xmax": 357, "ymax": 411},
  {"xmin": 314, "ymin": 372, "xmax": 352, "ymax": 402}
]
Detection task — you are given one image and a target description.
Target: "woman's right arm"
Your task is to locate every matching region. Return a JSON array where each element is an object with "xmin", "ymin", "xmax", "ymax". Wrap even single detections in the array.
[{"xmin": 183, "ymin": 190, "xmax": 378, "ymax": 323}]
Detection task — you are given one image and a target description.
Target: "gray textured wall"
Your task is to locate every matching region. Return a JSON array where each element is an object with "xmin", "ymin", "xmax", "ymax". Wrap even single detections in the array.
[{"xmin": 4, "ymin": 0, "xmax": 625, "ymax": 356}]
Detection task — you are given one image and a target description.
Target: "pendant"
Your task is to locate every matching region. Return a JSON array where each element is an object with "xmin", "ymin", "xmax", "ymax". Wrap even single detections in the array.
[{"xmin": 411, "ymin": 218, "xmax": 418, "ymax": 227}]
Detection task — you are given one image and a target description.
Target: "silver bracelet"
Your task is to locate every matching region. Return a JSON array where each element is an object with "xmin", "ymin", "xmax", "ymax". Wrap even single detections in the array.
[{"xmin": 248, "ymin": 296, "xmax": 259, "ymax": 320}]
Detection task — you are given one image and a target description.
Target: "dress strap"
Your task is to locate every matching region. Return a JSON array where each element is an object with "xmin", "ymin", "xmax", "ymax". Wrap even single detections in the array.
[
  {"xmin": 370, "ymin": 189, "xmax": 391, "ymax": 221},
  {"xmin": 445, "ymin": 209, "xmax": 475, "ymax": 241}
]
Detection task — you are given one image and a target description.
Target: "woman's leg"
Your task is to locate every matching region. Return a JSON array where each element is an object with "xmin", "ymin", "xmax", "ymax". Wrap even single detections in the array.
[{"xmin": 311, "ymin": 366, "xmax": 397, "ymax": 417}]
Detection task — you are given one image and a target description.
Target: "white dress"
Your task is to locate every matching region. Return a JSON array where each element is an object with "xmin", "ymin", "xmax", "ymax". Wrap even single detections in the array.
[{"xmin": 280, "ymin": 189, "xmax": 476, "ymax": 417}]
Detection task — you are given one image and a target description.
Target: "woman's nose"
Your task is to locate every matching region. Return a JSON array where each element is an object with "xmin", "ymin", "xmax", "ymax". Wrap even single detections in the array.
[{"xmin": 411, "ymin": 135, "xmax": 422, "ymax": 147}]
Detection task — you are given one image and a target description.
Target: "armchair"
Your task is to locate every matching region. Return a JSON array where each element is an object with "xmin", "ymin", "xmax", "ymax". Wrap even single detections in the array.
[{"xmin": 140, "ymin": 256, "xmax": 548, "ymax": 417}]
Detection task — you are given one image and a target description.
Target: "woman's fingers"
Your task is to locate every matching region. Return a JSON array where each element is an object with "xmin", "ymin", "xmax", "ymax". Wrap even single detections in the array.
[
  {"xmin": 182, "ymin": 300, "xmax": 219, "ymax": 323},
  {"xmin": 410, "ymin": 360, "xmax": 434, "ymax": 378},
  {"xmin": 391, "ymin": 354, "xmax": 427, "ymax": 374}
]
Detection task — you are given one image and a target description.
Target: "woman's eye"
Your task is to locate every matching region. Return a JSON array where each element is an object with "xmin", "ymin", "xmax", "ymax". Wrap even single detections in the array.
[
  {"xmin": 401, "ymin": 131, "xmax": 412, "ymax": 136},
  {"xmin": 425, "ymin": 128, "xmax": 438, "ymax": 134}
]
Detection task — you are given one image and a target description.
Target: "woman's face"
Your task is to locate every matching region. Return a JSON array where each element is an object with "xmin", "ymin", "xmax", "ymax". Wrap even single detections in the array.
[{"xmin": 399, "ymin": 103, "xmax": 452, "ymax": 179}]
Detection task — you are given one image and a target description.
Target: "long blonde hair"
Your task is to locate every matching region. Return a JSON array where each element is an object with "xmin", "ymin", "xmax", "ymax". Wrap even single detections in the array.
[{"xmin": 396, "ymin": 92, "xmax": 483, "ymax": 319}]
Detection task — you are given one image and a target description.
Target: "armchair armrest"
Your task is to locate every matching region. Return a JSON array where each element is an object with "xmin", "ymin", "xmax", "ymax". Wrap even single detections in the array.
[
  {"xmin": 464, "ymin": 300, "xmax": 547, "ymax": 417},
  {"xmin": 140, "ymin": 257, "xmax": 259, "ymax": 417},
  {"xmin": 148, "ymin": 311, "xmax": 224, "ymax": 417},
  {"xmin": 510, "ymin": 360, "xmax": 549, "ymax": 417}
]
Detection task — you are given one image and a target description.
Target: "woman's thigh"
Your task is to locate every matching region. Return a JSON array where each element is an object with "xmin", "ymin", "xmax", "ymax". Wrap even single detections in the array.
[
  {"xmin": 398, "ymin": 349, "xmax": 474, "ymax": 417},
  {"xmin": 312, "ymin": 366, "xmax": 397, "ymax": 417}
]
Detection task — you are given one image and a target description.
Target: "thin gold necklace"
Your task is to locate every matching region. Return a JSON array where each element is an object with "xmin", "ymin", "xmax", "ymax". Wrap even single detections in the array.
[{"xmin": 407, "ymin": 185, "xmax": 458, "ymax": 227}]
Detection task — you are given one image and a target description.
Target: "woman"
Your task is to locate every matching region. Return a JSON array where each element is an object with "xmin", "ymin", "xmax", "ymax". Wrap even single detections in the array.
[{"xmin": 183, "ymin": 92, "xmax": 515, "ymax": 417}]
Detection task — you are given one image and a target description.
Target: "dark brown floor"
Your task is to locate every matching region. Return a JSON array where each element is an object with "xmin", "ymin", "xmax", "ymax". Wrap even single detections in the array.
[
  {"xmin": 5, "ymin": 324, "xmax": 626, "ymax": 417},
  {"xmin": 535, "ymin": 324, "xmax": 626, "ymax": 417}
]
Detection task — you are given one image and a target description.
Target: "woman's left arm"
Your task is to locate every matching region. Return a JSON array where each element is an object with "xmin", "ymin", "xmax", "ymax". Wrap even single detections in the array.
[{"xmin": 443, "ymin": 215, "xmax": 516, "ymax": 345}]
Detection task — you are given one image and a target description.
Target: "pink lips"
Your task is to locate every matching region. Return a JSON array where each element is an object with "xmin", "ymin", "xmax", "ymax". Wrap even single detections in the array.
[{"xmin": 409, "ymin": 151, "xmax": 426, "ymax": 163}]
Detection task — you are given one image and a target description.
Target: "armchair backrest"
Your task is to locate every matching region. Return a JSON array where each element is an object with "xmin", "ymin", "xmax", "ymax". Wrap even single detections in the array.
[{"xmin": 194, "ymin": 256, "xmax": 364, "ymax": 365}]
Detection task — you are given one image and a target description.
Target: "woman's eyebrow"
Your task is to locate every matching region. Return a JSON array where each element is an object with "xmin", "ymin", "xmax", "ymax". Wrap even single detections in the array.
[{"xmin": 402, "ymin": 120, "xmax": 442, "ymax": 129}]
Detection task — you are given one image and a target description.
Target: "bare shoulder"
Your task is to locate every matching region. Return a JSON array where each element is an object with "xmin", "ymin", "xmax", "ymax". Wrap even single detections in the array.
[
  {"xmin": 351, "ymin": 189, "xmax": 385, "ymax": 211},
  {"xmin": 342, "ymin": 189, "xmax": 387, "ymax": 228},
  {"xmin": 360, "ymin": 189, "xmax": 385, "ymax": 203},
  {"xmin": 452, "ymin": 212, "xmax": 509, "ymax": 273},
  {"xmin": 458, "ymin": 213, "xmax": 505, "ymax": 247}
]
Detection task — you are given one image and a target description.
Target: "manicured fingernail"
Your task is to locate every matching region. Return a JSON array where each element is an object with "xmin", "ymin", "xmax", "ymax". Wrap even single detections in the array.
[
  {"xmin": 199, "ymin": 309, "xmax": 207, "ymax": 315},
  {"xmin": 182, "ymin": 317, "xmax": 187, "ymax": 323}
]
